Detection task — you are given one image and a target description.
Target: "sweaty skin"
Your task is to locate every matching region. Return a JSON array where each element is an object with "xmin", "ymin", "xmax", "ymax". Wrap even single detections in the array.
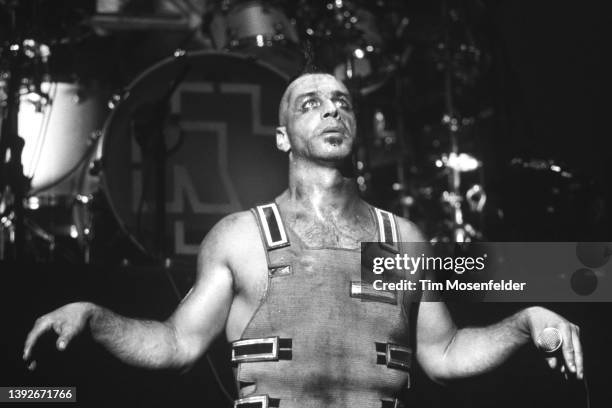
[{"xmin": 23, "ymin": 74, "xmax": 583, "ymax": 387}]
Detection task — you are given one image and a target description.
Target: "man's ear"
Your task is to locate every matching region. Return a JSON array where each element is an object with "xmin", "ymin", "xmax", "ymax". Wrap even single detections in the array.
[{"xmin": 276, "ymin": 126, "xmax": 290, "ymax": 152}]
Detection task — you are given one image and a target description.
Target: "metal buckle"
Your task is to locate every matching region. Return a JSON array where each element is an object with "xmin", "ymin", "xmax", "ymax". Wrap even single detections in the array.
[
  {"xmin": 234, "ymin": 394, "xmax": 269, "ymax": 408},
  {"xmin": 381, "ymin": 398, "xmax": 402, "ymax": 408},
  {"xmin": 232, "ymin": 337, "xmax": 279, "ymax": 363},
  {"xmin": 386, "ymin": 343, "xmax": 412, "ymax": 370},
  {"xmin": 256, "ymin": 204, "xmax": 289, "ymax": 249},
  {"xmin": 350, "ymin": 281, "xmax": 397, "ymax": 304}
]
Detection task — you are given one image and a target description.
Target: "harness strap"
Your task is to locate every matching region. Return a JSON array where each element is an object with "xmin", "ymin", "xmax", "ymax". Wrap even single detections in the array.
[
  {"xmin": 350, "ymin": 281, "xmax": 397, "ymax": 305},
  {"xmin": 376, "ymin": 342, "xmax": 412, "ymax": 389},
  {"xmin": 375, "ymin": 342, "xmax": 412, "ymax": 371},
  {"xmin": 234, "ymin": 395, "xmax": 280, "ymax": 408},
  {"xmin": 252, "ymin": 203, "xmax": 290, "ymax": 250},
  {"xmin": 373, "ymin": 207, "xmax": 399, "ymax": 253},
  {"xmin": 232, "ymin": 337, "xmax": 293, "ymax": 363}
]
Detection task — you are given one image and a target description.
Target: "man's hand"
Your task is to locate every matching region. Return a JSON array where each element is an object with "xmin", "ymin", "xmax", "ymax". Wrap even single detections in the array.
[
  {"xmin": 523, "ymin": 306, "xmax": 583, "ymax": 380},
  {"xmin": 23, "ymin": 302, "xmax": 96, "ymax": 371}
]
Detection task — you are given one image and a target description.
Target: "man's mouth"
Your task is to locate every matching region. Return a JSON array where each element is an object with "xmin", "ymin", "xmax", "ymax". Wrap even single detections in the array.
[
  {"xmin": 323, "ymin": 133, "xmax": 345, "ymax": 147},
  {"xmin": 321, "ymin": 125, "xmax": 346, "ymax": 135}
]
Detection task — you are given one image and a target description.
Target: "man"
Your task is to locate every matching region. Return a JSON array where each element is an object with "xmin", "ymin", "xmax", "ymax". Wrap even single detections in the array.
[{"xmin": 23, "ymin": 73, "xmax": 583, "ymax": 407}]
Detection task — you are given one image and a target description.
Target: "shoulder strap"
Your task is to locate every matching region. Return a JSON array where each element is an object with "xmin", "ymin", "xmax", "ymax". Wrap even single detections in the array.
[
  {"xmin": 373, "ymin": 207, "xmax": 399, "ymax": 253},
  {"xmin": 252, "ymin": 202, "xmax": 290, "ymax": 251}
]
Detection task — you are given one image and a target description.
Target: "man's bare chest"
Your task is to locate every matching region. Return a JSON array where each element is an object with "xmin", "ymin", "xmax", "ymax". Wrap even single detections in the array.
[{"xmin": 288, "ymin": 216, "xmax": 375, "ymax": 249}]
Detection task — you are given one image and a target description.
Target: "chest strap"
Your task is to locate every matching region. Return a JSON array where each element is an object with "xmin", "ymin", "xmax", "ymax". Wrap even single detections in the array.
[
  {"xmin": 375, "ymin": 342, "xmax": 412, "ymax": 371},
  {"xmin": 376, "ymin": 342, "xmax": 412, "ymax": 389},
  {"xmin": 234, "ymin": 395, "xmax": 280, "ymax": 408},
  {"xmin": 232, "ymin": 337, "xmax": 293, "ymax": 363},
  {"xmin": 253, "ymin": 203, "xmax": 290, "ymax": 250},
  {"xmin": 373, "ymin": 207, "xmax": 399, "ymax": 253},
  {"xmin": 350, "ymin": 281, "xmax": 397, "ymax": 305}
]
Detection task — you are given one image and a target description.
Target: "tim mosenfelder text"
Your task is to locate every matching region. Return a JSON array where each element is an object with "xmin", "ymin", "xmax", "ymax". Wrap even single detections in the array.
[{"xmin": 370, "ymin": 253, "xmax": 527, "ymax": 292}]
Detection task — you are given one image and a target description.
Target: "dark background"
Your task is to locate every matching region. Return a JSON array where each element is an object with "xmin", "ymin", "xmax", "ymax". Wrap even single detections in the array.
[{"xmin": 1, "ymin": 0, "xmax": 611, "ymax": 407}]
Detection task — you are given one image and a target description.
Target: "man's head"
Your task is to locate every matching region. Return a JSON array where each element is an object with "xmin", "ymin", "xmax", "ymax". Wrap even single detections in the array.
[{"xmin": 276, "ymin": 73, "xmax": 357, "ymax": 164}]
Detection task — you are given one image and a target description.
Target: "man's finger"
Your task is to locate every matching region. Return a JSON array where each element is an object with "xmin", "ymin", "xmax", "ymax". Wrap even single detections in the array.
[
  {"xmin": 546, "ymin": 356, "xmax": 557, "ymax": 370},
  {"xmin": 559, "ymin": 324, "xmax": 576, "ymax": 373},
  {"xmin": 571, "ymin": 326, "xmax": 584, "ymax": 380},
  {"xmin": 56, "ymin": 327, "xmax": 76, "ymax": 351},
  {"xmin": 52, "ymin": 321, "xmax": 64, "ymax": 335},
  {"xmin": 23, "ymin": 318, "xmax": 52, "ymax": 361}
]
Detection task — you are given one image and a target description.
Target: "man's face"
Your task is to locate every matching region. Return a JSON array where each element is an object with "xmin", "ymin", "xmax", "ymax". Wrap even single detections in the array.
[{"xmin": 278, "ymin": 74, "xmax": 357, "ymax": 163}]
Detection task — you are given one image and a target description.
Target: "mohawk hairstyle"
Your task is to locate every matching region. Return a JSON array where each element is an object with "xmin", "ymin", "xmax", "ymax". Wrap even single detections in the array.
[
  {"xmin": 277, "ymin": 39, "xmax": 336, "ymax": 126},
  {"xmin": 278, "ymin": 53, "xmax": 337, "ymax": 126}
]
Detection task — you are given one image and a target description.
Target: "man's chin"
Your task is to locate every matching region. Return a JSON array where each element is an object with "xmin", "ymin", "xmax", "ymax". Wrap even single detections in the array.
[
  {"xmin": 313, "ymin": 147, "xmax": 354, "ymax": 165},
  {"xmin": 322, "ymin": 143, "xmax": 352, "ymax": 157}
]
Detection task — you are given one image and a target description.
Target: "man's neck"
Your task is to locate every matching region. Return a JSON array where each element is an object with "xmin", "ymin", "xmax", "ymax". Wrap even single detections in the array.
[{"xmin": 281, "ymin": 156, "xmax": 362, "ymax": 220}]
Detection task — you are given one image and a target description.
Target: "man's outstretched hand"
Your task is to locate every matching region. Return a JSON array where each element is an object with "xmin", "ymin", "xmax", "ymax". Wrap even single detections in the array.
[
  {"xmin": 523, "ymin": 306, "xmax": 584, "ymax": 380},
  {"xmin": 23, "ymin": 302, "xmax": 96, "ymax": 371}
]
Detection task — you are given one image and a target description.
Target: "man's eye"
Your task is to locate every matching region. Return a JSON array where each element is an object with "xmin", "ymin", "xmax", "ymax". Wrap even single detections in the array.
[
  {"xmin": 335, "ymin": 98, "xmax": 352, "ymax": 110},
  {"xmin": 301, "ymin": 99, "xmax": 320, "ymax": 110}
]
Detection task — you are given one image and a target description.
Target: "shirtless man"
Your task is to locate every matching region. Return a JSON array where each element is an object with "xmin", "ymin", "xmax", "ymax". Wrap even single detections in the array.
[{"xmin": 23, "ymin": 73, "xmax": 583, "ymax": 407}]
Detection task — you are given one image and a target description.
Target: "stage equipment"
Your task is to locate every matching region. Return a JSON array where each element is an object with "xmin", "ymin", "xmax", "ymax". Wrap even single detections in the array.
[
  {"xmin": 207, "ymin": 1, "xmax": 303, "ymax": 76},
  {"xmin": 90, "ymin": 51, "xmax": 289, "ymax": 263}
]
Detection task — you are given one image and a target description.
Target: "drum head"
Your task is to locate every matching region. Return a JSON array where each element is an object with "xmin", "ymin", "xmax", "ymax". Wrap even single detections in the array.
[
  {"xmin": 19, "ymin": 81, "xmax": 108, "ymax": 195},
  {"xmin": 101, "ymin": 51, "xmax": 290, "ymax": 261}
]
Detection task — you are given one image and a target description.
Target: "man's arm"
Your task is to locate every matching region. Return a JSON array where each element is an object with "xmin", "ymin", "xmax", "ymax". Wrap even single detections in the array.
[
  {"xmin": 23, "ymin": 213, "xmax": 243, "ymax": 371},
  {"xmin": 395, "ymin": 218, "xmax": 583, "ymax": 383},
  {"xmin": 415, "ymin": 302, "xmax": 583, "ymax": 383}
]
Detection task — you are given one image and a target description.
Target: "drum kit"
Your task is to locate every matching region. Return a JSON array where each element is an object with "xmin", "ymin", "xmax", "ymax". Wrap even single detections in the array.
[
  {"xmin": 0, "ymin": 0, "xmax": 403, "ymax": 264},
  {"xmin": 0, "ymin": 1, "xmax": 583, "ymax": 264}
]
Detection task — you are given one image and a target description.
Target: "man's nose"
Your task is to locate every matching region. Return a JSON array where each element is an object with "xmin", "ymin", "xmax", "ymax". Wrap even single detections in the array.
[{"xmin": 322, "ymin": 100, "xmax": 339, "ymax": 119}]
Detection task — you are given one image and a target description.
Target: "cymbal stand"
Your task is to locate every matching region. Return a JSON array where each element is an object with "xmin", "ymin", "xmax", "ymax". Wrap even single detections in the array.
[
  {"xmin": 0, "ymin": 6, "xmax": 32, "ymax": 259},
  {"xmin": 436, "ymin": 1, "xmax": 486, "ymax": 243}
]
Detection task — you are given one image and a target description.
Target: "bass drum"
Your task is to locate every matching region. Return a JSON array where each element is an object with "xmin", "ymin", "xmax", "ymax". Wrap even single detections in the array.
[{"xmin": 97, "ymin": 51, "xmax": 290, "ymax": 263}]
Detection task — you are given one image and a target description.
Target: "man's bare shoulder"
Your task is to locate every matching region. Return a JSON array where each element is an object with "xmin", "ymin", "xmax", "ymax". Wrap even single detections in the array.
[{"xmin": 197, "ymin": 210, "xmax": 261, "ymax": 270}]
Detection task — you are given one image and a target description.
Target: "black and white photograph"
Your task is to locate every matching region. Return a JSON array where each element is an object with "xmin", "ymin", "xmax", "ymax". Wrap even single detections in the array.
[{"xmin": 0, "ymin": 0, "xmax": 609, "ymax": 407}]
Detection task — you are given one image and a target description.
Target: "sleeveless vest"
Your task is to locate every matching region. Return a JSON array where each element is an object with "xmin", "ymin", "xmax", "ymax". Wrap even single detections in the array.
[{"xmin": 232, "ymin": 202, "xmax": 421, "ymax": 408}]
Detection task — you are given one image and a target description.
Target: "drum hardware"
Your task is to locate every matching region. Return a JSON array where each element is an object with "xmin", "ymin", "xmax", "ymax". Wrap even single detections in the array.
[
  {"xmin": 209, "ymin": 1, "xmax": 299, "ymax": 49},
  {"xmin": 510, "ymin": 157, "xmax": 573, "ymax": 179},
  {"xmin": 435, "ymin": 152, "xmax": 481, "ymax": 173},
  {"xmin": 23, "ymin": 216, "xmax": 55, "ymax": 252},
  {"xmin": 91, "ymin": 0, "xmax": 206, "ymax": 32},
  {"xmin": 372, "ymin": 109, "xmax": 397, "ymax": 148},
  {"xmin": 0, "ymin": 204, "xmax": 15, "ymax": 260},
  {"xmin": 208, "ymin": 1, "xmax": 302, "ymax": 76},
  {"xmin": 0, "ymin": 9, "xmax": 45, "ymax": 259},
  {"xmin": 296, "ymin": 0, "xmax": 402, "ymax": 95},
  {"xmin": 465, "ymin": 184, "xmax": 486, "ymax": 213},
  {"xmin": 0, "ymin": 0, "xmax": 111, "ymax": 260},
  {"xmin": 385, "ymin": 1, "xmax": 489, "ymax": 242}
]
